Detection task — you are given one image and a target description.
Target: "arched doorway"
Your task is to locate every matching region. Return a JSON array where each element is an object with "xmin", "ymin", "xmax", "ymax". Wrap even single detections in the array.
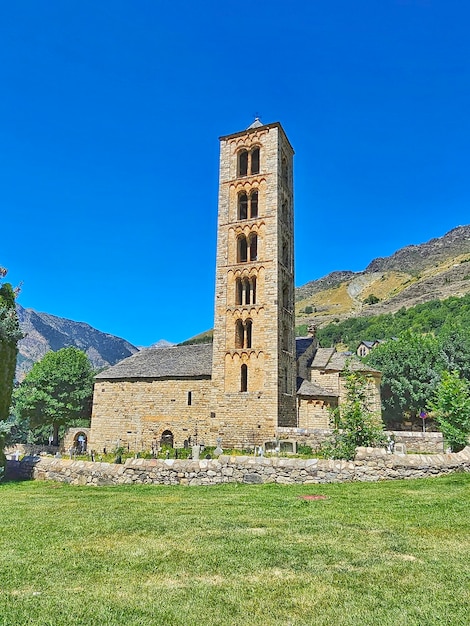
[
  {"xmin": 74, "ymin": 432, "xmax": 88, "ymax": 453},
  {"xmin": 160, "ymin": 430, "xmax": 174, "ymax": 448}
]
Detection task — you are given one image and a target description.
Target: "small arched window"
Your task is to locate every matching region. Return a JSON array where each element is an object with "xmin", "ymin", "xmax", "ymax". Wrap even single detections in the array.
[
  {"xmin": 249, "ymin": 234, "xmax": 258, "ymax": 261},
  {"xmin": 282, "ymin": 284, "xmax": 289, "ymax": 309},
  {"xmin": 237, "ymin": 147, "xmax": 260, "ymax": 177},
  {"xmin": 282, "ymin": 322, "xmax": 289, "ymax": 351},
  {"xmin": 243, "ymin": 278, "xmax": 251, "ymax": 305},
  {"xmin": 251, "ymin": 148, "xmax": 260, "ymax": 174},
  {"xmin": 238, "ymin": 192, "xmax": 248, "ymax": 220},
  {"xmin": 241, "ymin": 364, "xmax": 248, "ymax": 392},
  {"xmin": 238, "ymin": 236, "xmax": 248, "ymax": 263},
  {"xmin": 282, "ymin": 155, "xmax": 288, "ymax": 186},
  {"xmin": 235, "ymin": 278, "xmax": 243, "ymax": 305},
  {"xmin": 246, "ymin": 319, "xmax": 252, "ymax": 349},
  {"xmin": 282, "ymin": 240, "xmax": 289, "ymax": 267},
  {"xmin": 238, "ymin": 150, "xmax": 248, "ymax": 177},
  {"xmin": 235, "ymin": 319, "xmax": 244, "ymax": 349},
  {"xmin": 251, "ymin": 277, "xmax": 257, "ymax": 304},
  {"xmin": 250, "ymin": 191, "xmax": 258, "ymax": 218}
]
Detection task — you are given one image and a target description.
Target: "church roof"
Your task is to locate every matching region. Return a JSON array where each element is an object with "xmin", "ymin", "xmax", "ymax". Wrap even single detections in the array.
[
  {"xmin": 295, "ymin": 336, "xmax": 314, "ymax": 359},
  {"xmin": 297, "ymin": 378, "xmax": 338, "ymax": 398},
  {"xmin": 95, "ymin": 343, "xmax": 213, "ymax": 380},
  {"xmin": 311, "ymin": 348, "xmax": 381, "ymax": 374}
]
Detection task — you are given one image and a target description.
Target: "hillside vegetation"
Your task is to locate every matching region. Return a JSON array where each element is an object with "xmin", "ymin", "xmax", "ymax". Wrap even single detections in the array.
[
  {"xmin": 317, "ymin": 293, "xmax": 470, "ymax": 351},
  {"xmin": 296, "ymin": 225, "xmax": 470, "ymax": 327}
]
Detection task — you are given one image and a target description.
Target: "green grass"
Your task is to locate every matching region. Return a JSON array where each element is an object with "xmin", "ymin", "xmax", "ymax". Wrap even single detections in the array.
[{"xmin": 1, "ymin": 475, "xmax": 470, "ymax": 625}]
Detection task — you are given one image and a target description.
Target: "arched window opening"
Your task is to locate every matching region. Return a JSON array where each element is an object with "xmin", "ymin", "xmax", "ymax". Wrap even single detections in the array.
[
  {"xmin": 283, "ymin": 285, "xmax": 289, "ymax": 309},
  {"xmin": 282, "ymin": 201, "xmax": 288, "ymax": 223},
  {"xmin": 282, "ymin": 323, "xmax": 289, "ymax": 351},
  {"xmin": 238, "ymin": 150, "xmax": 248, "ymax": 176},
  {"xmin": 282, "ymin": 156, "xmax": 288, "ymax": 186},
  {"xmin": 246, "ymin": 319, "xmax": 252, "ymax": 349},
  {"xmin": 238, "ymin": 236, "xmax": 248, "ymax": 263},
  {"xmin": 251, "ymin": 277, "xmax": 257, "ymax": 304},
  {"xmin": 238, "ymin": 192, "xmax": 248, "ymax": 220},
  {"xmin": 250, "ymin": 191, "xmax": 258, "ymax": 218},
  {"xmin": 241, "ymin": 364, "xmax": 248, "ymax": 392},
  {"xmin": 235, "ymin": 278, "xmax": 243, "ymax": 305},
  {"xmin": 235, "ymin": 319, "xmax": 244, "ymax": 349},
  {"xmin": 282, "ymin": 240, "xmax": 289, "ymax": 267},
  {"xmin": 249, "ymin": 234, "xmax": 258, "ymax": 261},
  {"xmin": 251, "ymin": 148, "xmax": 260, "ymax": 174},
  {"xmin": 243, "ymin": 278, "xmax": 251, "ymax": 305}
]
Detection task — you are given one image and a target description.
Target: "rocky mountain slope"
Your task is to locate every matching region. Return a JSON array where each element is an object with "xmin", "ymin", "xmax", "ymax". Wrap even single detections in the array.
[
  {"xmin": 295, "ymin": 225, "xmax": 470, "ymax": 328},
  {"xmin": 16, "ymin": 305, "xmax": 139, "ymax": 380}
]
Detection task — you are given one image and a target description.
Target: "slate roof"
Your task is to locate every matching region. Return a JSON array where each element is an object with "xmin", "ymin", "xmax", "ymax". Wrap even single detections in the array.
[
  {"xmin": 311, "ymin": 349, "xmax": 381, "ymax": 374},
  {"xmin": 310, "ymin": 347, "xmax": 336, "ymax": 369},
  {"xmin": 297, "ymin": 377, "xmax": 338, "ymax": 398},
  {"xmin": 247, "ymin": 117, "xmax": 263, "ymax": 129},
  {"xmin": 95, "ymin": 343, "xmax": 213, "ymax": 380},
  {"xmin": 295, "ymin": 336, "xmax": 314, "ymax": 359}
]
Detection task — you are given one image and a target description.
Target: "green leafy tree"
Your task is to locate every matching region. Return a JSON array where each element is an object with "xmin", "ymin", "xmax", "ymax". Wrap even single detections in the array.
[
  {"xmin": 322, "ymin": 367, "xmax": 386, "ymax": 460},
  {"xmin": 429, "ymin": 370, "xmax": 470, "ymax": 452},
  {"xmin": 363, "ymin": 294, "xmax": 380, "ymax": 305},
  {"xmin": 13, "ymin": 347, "xmax": 95, "ymax": 445},
  {"xmin": 365, "ymin": 332, "xmax": 444, "ymax": 427},
  {"xmin": 0, "ymin": 267, "xmax": 22, "ymax": 479}
]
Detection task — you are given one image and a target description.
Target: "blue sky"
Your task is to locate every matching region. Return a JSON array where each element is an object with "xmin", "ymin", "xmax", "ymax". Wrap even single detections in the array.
[{"xmin": 1, "ymin": 1, "xmax": 469, "ymax": 347}]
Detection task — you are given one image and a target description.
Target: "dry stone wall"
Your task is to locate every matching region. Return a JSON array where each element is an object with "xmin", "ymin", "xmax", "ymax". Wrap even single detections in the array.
[{"xmin": 16, "ymin": 446, "xmax": 470, "ymax": 487}]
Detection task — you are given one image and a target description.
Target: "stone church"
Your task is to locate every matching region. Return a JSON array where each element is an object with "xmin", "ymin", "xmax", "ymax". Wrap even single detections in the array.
[{"xmin": 88, "ymin": 120, "xmax": 381, "ymax": 453}]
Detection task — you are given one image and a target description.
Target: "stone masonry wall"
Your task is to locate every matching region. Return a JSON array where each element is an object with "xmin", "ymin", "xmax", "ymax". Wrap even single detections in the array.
[
  {"xmin": 277, "ymin": 427, "xmax": 444, "ymax": 453},
  {"xmin": 16, "ymin": 445, "xmax": 470, "ymax": 486},
  {"xmin": 89, "ymin": 378, "xmax": 212, "ymax": 452}
]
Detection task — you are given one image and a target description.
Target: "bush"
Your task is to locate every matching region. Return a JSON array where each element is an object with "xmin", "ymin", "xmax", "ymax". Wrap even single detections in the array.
[{"xmin": 321, "ymin": 367, "xmax": 386, "ymax": 460}]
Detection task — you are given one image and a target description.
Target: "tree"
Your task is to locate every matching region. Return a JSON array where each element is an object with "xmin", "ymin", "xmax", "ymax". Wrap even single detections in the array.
[
  {"xmin": 13, "ymin": 347, "xmax": 95, "ymax": 445},
  {"xmin": 365, "ymin": 332, "xmax": 444, "ymax": 427},
  {"xmin": 0, "ymin": 267, "xmax": 22, "ymax": 480},
  {"xmin": 363, "ymin": 294, "xmax": 380, "ymax": 305},
  {"xmin": 0, "ymin": 269, "xmax": 22, "ymax": 424},
  {"xmin": 322, "ymin": 367, "xmax": 386, "ymax": 460},
  {"xmin": 428, "ymin": 370, "xmax": 470, "ymax": 452}
]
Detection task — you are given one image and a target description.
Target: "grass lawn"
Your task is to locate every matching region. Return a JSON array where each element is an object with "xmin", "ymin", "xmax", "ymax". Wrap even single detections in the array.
[{"xmin": 0, "ymin": 474, "xmax": 469, "ymax": 626}]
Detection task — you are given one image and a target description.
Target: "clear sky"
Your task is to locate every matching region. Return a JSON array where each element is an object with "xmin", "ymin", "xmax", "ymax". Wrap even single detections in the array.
[{"xmin": 1, "ymin": 1, "xmax": 469, "ymax": 347}]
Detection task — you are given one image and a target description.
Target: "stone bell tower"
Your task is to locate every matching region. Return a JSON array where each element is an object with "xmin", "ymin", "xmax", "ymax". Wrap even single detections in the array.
[{"xmin": 211, "ymin": 120, "xmax": 296, "ymax": 448}]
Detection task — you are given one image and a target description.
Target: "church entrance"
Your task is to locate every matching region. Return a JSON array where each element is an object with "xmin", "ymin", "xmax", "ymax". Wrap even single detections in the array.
[{"xmin": 160, "ymin": 430, "xmax": 174, "ymax": 448}]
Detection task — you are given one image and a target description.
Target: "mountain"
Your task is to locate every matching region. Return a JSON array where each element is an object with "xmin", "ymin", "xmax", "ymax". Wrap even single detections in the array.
[
  {"xmin": 16, "ymin": 305, "xmax": 139, "ymax": 380},
  {"xmin": 295, "ymin": 225, "xmax": 470, "ymax": 328}
]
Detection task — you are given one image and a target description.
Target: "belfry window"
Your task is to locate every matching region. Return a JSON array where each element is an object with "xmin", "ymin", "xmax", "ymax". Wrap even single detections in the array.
[
  {"xmin": 246, "ymin": 319, "xmax": 252, "ymax": 348},
  {"xmin": 282, "ymin": 284, "xmax": 289, "ymax": 309},
  {"xmin": 237, "ymin": 236, "xmax": 248, "ymax": 263},
  {"xmin": 237, "ymin": 234, "xmax": 257, "ymax": 263},
  {"xmin": 249, "ymin": 234, "xmax": 258, "ymax": 261},
  {"xmin": 235, "ymin": 319, "xmax": 244, "ymax": 349},
  {"xmin": 235, "ymin": 318, "xmax": 253, "ymax": 349},
  {"xmin": 237, "ymin": 147, "xmax": 261, "ymax": 177},
  {"xmin": 236, "ymin": 278, "xmax": 243, "ymax": 305},
  {"xmin": 238, "ymin": 150, "xmax": 248, "ymax": 176},
  {"xmin": 238, "ymin": 192, "xmax": 248, "ymax": 220},
  {"xmin": 250, "ymin": 191, "xmax": 258, "ymax": 218},
  {"xmin": 251, "ymin": 148, "xmax": 260, "ymax": 174},
  {"xmin": 235, "ymin": 276, "xmax": 257, "ymax": 305},
  {"xmin": 241, "ymin": 364, "xmax": 248, "ymax": 392}
]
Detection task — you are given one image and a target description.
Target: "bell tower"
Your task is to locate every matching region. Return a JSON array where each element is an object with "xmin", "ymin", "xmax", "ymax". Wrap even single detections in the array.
[{"xmin": 211, "ymin": 120, "xmax": 296, "ymax": 448}]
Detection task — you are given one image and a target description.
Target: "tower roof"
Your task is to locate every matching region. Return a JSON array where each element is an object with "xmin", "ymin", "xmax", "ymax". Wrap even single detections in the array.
[{"xmin": 246, "ymin": 117, "xmax": 263, "ymax": 129}]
